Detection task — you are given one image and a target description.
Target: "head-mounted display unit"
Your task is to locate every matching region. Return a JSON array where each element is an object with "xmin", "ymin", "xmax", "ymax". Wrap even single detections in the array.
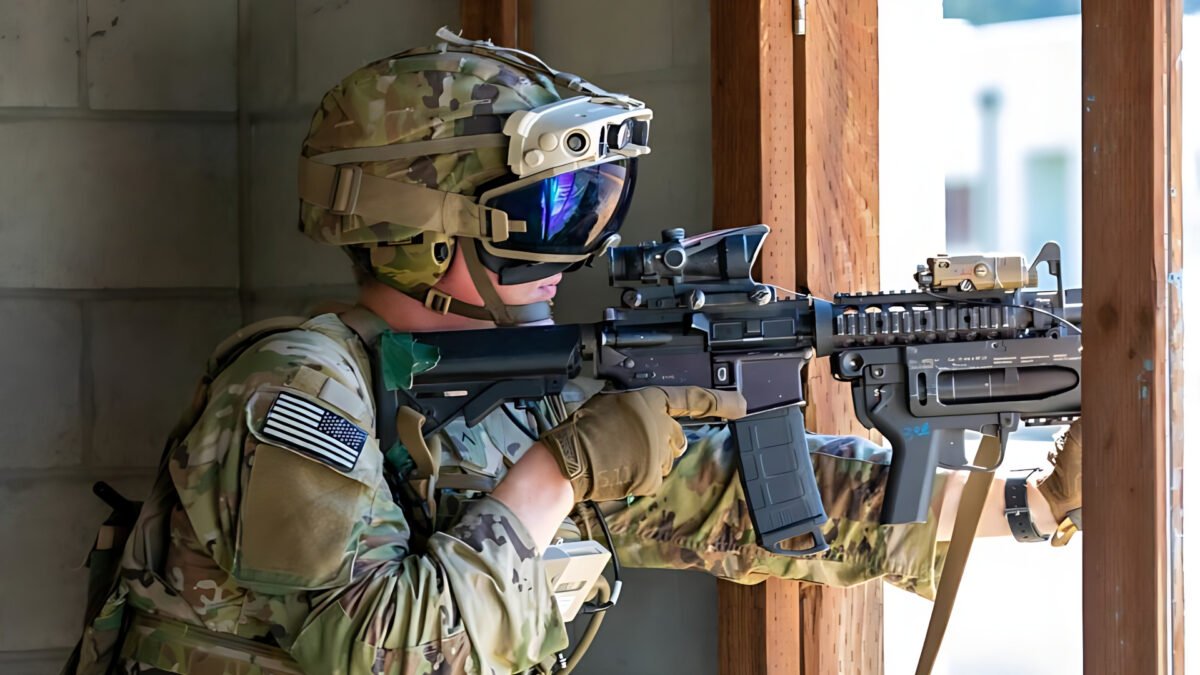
[{"xmin": 298, "ymin": 45, "xmax": 651, "ymax": 282}]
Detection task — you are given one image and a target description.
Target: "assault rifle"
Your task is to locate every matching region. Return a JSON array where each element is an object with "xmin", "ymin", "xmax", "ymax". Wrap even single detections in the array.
[{"xmin": 375, "ymin": 226, "xmax": 1082, "ymax": 558}]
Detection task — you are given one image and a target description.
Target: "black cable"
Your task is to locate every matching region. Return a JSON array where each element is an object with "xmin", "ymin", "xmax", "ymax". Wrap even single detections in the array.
[
  {"xmin": 501, "ymin": 403, "xmax": 540, "ymax": 442},
  {"xmin": 919, "ymin": 290, "xmax": 1083, "ymax": 335},
  {"xmin": 528, "ymin": 404, "xmax": 555, "ymax": 436},
  {"xmin": 581, "ymin": 500, "xmax": 623, "ymax": 614}
]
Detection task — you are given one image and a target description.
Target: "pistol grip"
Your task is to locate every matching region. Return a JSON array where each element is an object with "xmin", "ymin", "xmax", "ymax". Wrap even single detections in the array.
[
  {"xmin": 878, "ymin": 430, "xmax": 944, "ymax": 525},
  {"xmin": 730, "ymin": 406, "xmax": 829, "ymax": 558}
]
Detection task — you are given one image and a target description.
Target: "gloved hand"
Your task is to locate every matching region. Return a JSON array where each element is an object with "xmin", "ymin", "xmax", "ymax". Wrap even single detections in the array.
[
  {"xmin": 1036, "ymin": 417, "xmax": 1082, "ymax": 546},
  {"xmin": 540, "ymin": 386, "xmax": 748, "ymax": 502}
]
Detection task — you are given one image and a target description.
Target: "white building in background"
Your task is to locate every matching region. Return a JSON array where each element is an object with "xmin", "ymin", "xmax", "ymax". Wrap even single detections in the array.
[{"xmin": 879, "ymin": 11, "xmax": 1198, "ymax": 675}]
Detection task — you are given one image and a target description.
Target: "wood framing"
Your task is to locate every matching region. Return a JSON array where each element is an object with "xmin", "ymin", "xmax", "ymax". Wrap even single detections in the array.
[
  {"xmin": 460, "ymin": 0, "xmax": 533, "ymax": 50},
  {"xmin": 795, "ymin": 1, "xmax": 883, "ymax": 673},
  {"xmin": 1081, "ymin": 0, "xmax": 1183, "ymax": 673},
  {"xmin": 711, "ymin": 3, "xmax": 800, "ymax": 672},
  {"xmin": 713, "ymin": 1, "xmax": 882, "ymax": 673}
]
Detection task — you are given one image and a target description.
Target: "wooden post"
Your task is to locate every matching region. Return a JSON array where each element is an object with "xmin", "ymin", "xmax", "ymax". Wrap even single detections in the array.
[
  {"xmin": 713, "ymin": 1, "xmax": 883, "ymax": 673},
  {"xmin": 1081, "ymin": 0, "xmax": 1183, "ymax": 673},
  {"xmin": 712, "ymin": 3, "xmax": 800, "ymax": 673},
  {"xmin": 460, "ymin": 0, "xmax": 530, "ymax": 48},
  {"xmin": 796, "ymin": 1, "xmax": 883, "ymax": 674}
]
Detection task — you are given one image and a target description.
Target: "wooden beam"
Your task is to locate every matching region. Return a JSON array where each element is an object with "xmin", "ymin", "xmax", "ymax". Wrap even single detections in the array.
[
  {"xmin": 1081, "ymin": 0, "xmax": 1183, "ymax": 673},
  {"xmin": 1165, "ymin": 5, "xmax": 1185, "ymax": 674},
  {"xmin": 713, "ymin": 1, "xmax": 882, "ymax": 673},
  {"xmin": 711, "ymin": 2, "xmax": 800, "ymax": 673},
  {"xmin": 710, "ymin": 0, "xmax": 797, "ymax": 275},
  {"xmin": 517, "ymin": 0, "xmax": 535, "ymax": 51},
  {"xmin": 459, "ymin": 0, "xmax": 521, "ymax": 47},
  {"xmin": 796, "ymin": 1, "xmax": 883, "ymax": 673}
]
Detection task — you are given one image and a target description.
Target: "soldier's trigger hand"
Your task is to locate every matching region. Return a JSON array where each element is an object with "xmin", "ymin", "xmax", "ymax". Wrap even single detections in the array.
[
  {"xmin": 540, "ymin": 387, "xmax": 745, "ymax": 503},
  {"xmin": 655, "ymin": 386, "xmax": 748, "ymax": 421}
]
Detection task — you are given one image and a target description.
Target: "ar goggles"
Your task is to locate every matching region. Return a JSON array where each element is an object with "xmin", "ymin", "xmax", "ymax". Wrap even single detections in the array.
[
  {"xmin": 474, "ymin": 157, "xmax": 638, "ymax": 284},
  {"xmin": 504, "ymin": 96, "xmax": 651, "ymax": 178}
]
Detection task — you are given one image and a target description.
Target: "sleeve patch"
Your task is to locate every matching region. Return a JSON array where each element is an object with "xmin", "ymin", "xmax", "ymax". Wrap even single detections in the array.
[{"xmin": 263, "ymin": 390, "xmax": 367, "ymax": 471}]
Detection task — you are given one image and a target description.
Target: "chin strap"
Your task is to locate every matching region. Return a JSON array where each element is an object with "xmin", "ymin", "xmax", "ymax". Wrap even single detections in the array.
[
  {"xmin": 380, "ymin": 242, "xmax": 552, "ymax": 326},
  {"xmin": 460, "ymin": 240, "xmax": 518, "ymax": 325},
  {"xmin": 460, "ymin": 240, "xmax": 553, "ymax": 326},
  {"xmin": 397, "ymin": 283, "xmax": 551, "ymax": 325}
]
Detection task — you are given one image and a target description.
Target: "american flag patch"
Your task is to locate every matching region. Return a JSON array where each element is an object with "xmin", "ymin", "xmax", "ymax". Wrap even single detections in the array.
[{"xmin": 263, "ymin": 391, "xmax": 367, "ymax": 471}]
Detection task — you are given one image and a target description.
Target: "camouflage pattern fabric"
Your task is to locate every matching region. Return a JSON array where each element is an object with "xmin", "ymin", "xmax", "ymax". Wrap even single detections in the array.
[
  {"xmin": 69, "ymin": 310, "xmax": 946, "ymax": 675},
  {"xmin": 71, "ymin": 314, "xmax": 565, "ymax": 675},
  {"xmin": 299, "ymin": 48, "xmax": 560, "ymax": 293},
  {"xmin": 591, "ymin": 429, "xmax": 948, "ymax": 601}
]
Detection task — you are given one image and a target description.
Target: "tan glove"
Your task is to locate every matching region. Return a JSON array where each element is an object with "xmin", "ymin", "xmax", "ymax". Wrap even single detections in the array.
[
  {"xmin": 540, "ymin": 386, "xmax": 747, "ymax": 502},
  {"xmin": 1036, "ymin": 417, "xmax": 1082, "ymax": 546}
]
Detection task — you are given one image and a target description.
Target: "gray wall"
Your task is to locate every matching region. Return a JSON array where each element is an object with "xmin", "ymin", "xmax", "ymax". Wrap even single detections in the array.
[{"xmin": 0, "ymin": 2, "xmax": 716, "ymax": 673}]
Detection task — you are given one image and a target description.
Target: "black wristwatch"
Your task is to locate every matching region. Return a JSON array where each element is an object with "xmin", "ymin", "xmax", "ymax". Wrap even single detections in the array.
[{"xmin": 1005, "ymin": 471, "xmax": 1050, "ymax": 543}]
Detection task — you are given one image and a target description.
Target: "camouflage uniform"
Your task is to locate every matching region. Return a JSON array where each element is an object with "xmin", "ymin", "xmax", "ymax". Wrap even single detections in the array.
[
  {"xmin": 67, "ymin": 41, "xmax": 945, "ymax": 675},
  {"xmin": 68, "ymin": 309, "xmax": 943, "ymax": 675}
]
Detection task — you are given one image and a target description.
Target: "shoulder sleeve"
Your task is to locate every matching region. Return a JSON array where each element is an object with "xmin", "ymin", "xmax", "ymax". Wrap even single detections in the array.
[
  {"xmin": 174, "ymin": 327, "xmax": 568, "ymax": 672},
  {"xmin": 170, "ymin": 327, "xmax": 377, "ymax": 590}
]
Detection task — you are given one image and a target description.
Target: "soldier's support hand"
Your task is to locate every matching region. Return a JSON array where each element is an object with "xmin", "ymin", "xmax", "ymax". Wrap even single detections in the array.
[
  {"xmin": 540, "ymin": 386, "xmax": 748, "ymax": 502},
  {"xmin": 1037, "ymin": 417, "xmax": 1083, "ymax": 545}
]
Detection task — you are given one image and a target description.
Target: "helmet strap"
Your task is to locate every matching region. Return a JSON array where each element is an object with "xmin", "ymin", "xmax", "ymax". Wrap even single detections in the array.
[
  {"xmin": 389, "ymin": 282, "xmax": 551, "ymax": 325},
  {"xmin": 460, "ymin": 239, "xmax": 536, "ymax": 326},
  {"xmin": 377, "ymin": 240, "xmax": 551, "ymax": 326}
]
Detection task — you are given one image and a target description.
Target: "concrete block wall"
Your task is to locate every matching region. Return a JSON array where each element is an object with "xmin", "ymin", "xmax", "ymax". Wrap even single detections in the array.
[
  {"xmin": 242, "ymin": 0, "xmax": 461, "ymax": 321},
  {"xmin": 1, "ymin": 1, "xmax": 717, "ymax": 672},
  {"xmin": 0, "ymin": 1, "xmax": 243, "ymax": 671},
  {"xmin": 529, "ymin": 4, "xmax": 721, "ymax": 673}
]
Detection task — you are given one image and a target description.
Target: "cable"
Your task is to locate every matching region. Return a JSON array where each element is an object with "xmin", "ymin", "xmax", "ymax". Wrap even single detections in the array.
[
  {"xmin": 580, "ymin": 501, "xmax": 623, "ymax": 613},
  {"xmin": 558, "ymin": 577, "xmax": 610, "ymax": 674},
  {"xmin": 548, "ymin": 394, "xmax": 569, "ymax": 424},
  {"xmin": 501, "ymin": 404, "xmax": 540, "ymax": 442},
  {"xmin": 554, "ymin": 503, "xmax": 623, "ymax": 674},
  {"xmin": 529, "ymin": 404, "xmax": 555, "ymax": 435},
  {"xmin": 763, "ymin": 283, "xmax": 808, "ymax": 300}
]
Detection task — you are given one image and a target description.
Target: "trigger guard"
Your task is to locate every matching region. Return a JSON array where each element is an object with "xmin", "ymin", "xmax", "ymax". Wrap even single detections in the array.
[{"xmin": 937, "ymin": 436, "xmax": 1005, "ymax": 472}]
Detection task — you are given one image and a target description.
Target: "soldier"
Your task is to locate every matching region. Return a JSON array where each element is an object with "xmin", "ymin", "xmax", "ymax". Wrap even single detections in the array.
[{"xmin": 65, "ymin": 30, "xmax": 1082, "ymax": 675}]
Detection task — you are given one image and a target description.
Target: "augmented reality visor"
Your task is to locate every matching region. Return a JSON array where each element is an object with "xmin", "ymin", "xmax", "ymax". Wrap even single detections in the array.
[{"xmin": 477, "ymin": 157, "xmax": 638, "ymax": 264}]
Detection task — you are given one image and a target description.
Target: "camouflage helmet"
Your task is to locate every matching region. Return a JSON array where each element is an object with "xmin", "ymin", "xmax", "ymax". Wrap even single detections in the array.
[
  {"xmin": 298, "ymin": 29, "xmax": 651, "ymax": 325},
  {"xmin": 300, "ymin": 44, "xmax": 559, "ymax": 289}
]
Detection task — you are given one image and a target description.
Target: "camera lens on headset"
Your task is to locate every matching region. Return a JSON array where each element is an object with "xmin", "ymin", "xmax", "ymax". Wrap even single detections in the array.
[
  {"xmin": 606, "ymin": 119, "xmax": 634, "ymax": 150},
  {"xmin": 565, "ymin": 131, "xmax": 588, "ymax": 153}
]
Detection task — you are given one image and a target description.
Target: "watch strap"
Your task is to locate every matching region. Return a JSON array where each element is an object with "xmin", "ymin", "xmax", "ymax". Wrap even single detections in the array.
[{"xmin": 1004, "ymin": 472, "xmax": 1050, "ymax": 543}]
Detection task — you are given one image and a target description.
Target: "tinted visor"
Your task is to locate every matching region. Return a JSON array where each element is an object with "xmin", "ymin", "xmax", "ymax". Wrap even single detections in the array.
[{"xmin": 485, "ymin": 159, "xmax": 637, "ymax": 257}]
